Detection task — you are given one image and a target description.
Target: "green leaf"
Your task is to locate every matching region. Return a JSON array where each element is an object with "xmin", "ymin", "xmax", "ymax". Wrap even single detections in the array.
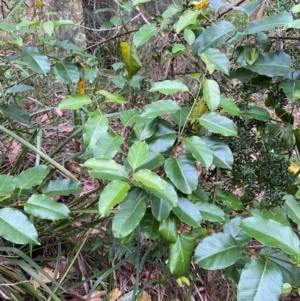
[
  {"xmin": 202, "ymin": 79, "xmax": 220, "ymax": 111},
  {"xmin": 200, "ymin": 49, "xmax": 230, "ymax": 75},
  {"xmin": 141, "ymin": 99, "xmax": 180, "ymax": 118},
  {"xmin": 172, "ymin": 43, "xmax": 187, "ymax": 54},
  {"xmin": 6, "ymin": 84, "xmax": 34, "ymax": 93},
  {"xmin": 240, "ymin": 217, "xmax": 300, "ymax": 255},
  {"xmin": 220, "ymin": 96, "xmax": 240, "ymax": 116},
  {"xmin": 41, "ymin": 20, "xmax": 54, "ymax": 36},
  {"xmin": 199, "ymin": 112, "xmax": 238, "ymax": 136},
  {"xmin": 0, "ymin": 208, "xmax": 39, "ymax": 244},
  {"xmin": 41, "ymin": 179, "xmax": 82, "ymax": 196},
  {"xmin": 195, "ymin": 202, "xmax": 225, "ymax": 222},
  {"xmin": 24, "ymin": 194, "xmax": 70, "ymax": 220},
  {"xmin": 140, "ymin": 208, "xmax": 159, "ymax": 240},
  {"xmin": 244, "ymin": 51, "xmax": 294, "ymax": 77},
  {"xmin": 54, "ymin": 60, "xmax": 80, "ymax": 84},
  {"xmin": 243, "ymin": 11, "xmax": 292, "ymax": 35},
  {"xmin": 193, "ymin": 20, "xmax": 236, "ymax": 54},
  {"xmin": 93, "ymin": 132, "xmax": 124, "ymax": 159},
  {"xmin": 0, "ymin": 104, "xmax": 31, "ymax": 125},
  {"xmin": 281, "ymin": 79, "xmax": 300, "ymax": 102},
  {"xmin": 151, "ymin": 196, "xmax": 172, "ymax": 221},
  {"xmin": 237, "ymin": 258, "xmax": 282, "ymax": 301},
  {"xmin": 83, "ymin": 113, "xmax": 109, "ymax": 148},
  {"xmin": 14, "ymin": 165, "xmax": 49, "ymax": 190},
  {"xmin": 173, "ymin": 198, "xmax": 202, "ymax": 227},
  {"xmin": 175, "ymin": 10, "xmax": 199, "ymax": 34},
  {"xmin": 240, "ymin": 106, "xmax": 270, "ymax": 121},
  {"xmin": 171, "ymin": 107, "xmax": 190, "ymax": 127},
  {"xmin": 202, "ymin": 136, "xmax": 233, "ymax": 169},
  {"xmin": 223, "ymin": 217, "xmax": 251, "ymax": 246},
  {"xmin": 89, "ymin": 166, "xmax": 127, "ymax": 181},
  {"xmin": 133, "ymin": 24, "xmax": 159, "ymax": 47},
  {"xmin": 183, "ymin": 136, "xmax": 213, "ymax": 169},
  {"xmin": 291, "ymin": 3, "xmax": 300, "ymax": 13},
  {"xmin": 284, "ymin": 194, "xmax": 300, "ymax": 226},
  {"xmin": 0, "ymin": 175, "xmax": 15, "ymax": 196},
  {"xmin": 159, "ymin": 214, "xmax": 178, "ymax": 242},
  {"xmin": 134, "ymin": 118, "xmax": 157, "ymax": 141},
  {"xmin": 128, "ymin": 141, "xmax": 149, "ymax": 170},
  {"xmin": 83, "ymin": 158, "xmax": 125, "ymax": 172},
  {"xmin": 216, "ymin": 189, "xmax": 243, "ymax": 211},
  {"xmin": 59, "ymin": 93, "xmax": 92, "ymax": 110},
  {"xmin": 132, "ymin": 0, "xmax": 150, "ymax": 5},
  {"xmin": 162, "ymin": 5, "xmax": 180, "ymax": 20},
  {"xmin": 284, "ymin": 19, "xmax": 300, "ymax": 30},
  {"xmin": 260, "ymin": 248, "xmax": 300, "ymax": 287},
  {"xmin": 136, "ymin": 150, "xmax": 164, "ymax": 171},
  {"xmin": 164, "ymin": 157, "xmax": 198, "ymax": 194},
  {"xmin": 184, "ymin": 28, "xmax": 195, "ymax": 46},
  {"xmin": 20, "ymin": 46, "xmax": 50, "ymax": 75},
  {"xmin": 98, "ymin": 90, "xmax": 127, "ymax": 104},
  {"xmin": 169, "ymin": 234, "xmax": 195, "ymax": 278},
  {"xmin": 195, "ymin": 233, "xmax": 242, "ymax": 269},
  {"xmin": 53, "ymin": 20, "xmax": 74, "ymax": 27},
  {"xmin": 0, "ymin": 23, "xmax": 16, "ymax": 31},
  {"xmin": 98, "ymin": 180, "xmax": 130, "ymax": 216},
  {"xmin": 150, "ymin": 80, "xmax": 188, "ymax": 95},
  {"xmin": 112, "ymin": 197, "xmax": 146, "ymax": 238},
  {"xmin": 120, "ymin": 109, "xmax": 140, "ymax": 126}
]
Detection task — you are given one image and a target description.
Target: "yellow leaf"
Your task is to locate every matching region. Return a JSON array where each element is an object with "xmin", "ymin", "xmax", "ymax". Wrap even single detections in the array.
[
  {"xmin": 288, "ymin": 161, "xmax": 300, "ymax": 178},
  {"xmin": 137, "ymin": 291, "xmax": 152, "ymax": 301},
  {"xmin": 77, "ymin": 78, "xmax": 85, "ymax": 94},
  {"xmin": 120, "ymin": 42, "xmax": 142, "ymax": 78},
  {"xmin": 191, "ymin": 0, "xmax": 209, "ymax": 11},
  {"xmin": 107, "ymin": 288, "xmax": 122, "ymax": 301},
  {"xmin": 189, "ymin": 98, "xmax": 208, "ymax": 133},
  {"xmin": 35, "ymin": 0, "xmax": 43, "ymax": 8}
]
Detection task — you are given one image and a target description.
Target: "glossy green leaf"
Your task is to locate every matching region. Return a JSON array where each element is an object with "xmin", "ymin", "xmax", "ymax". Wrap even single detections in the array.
[
  {"xmin": 184, "ymin": 28, "xmax": 195, "ymax": 45},
  {"xmin": 133, "ymin": 169, "xmax": 164, "ymax": 191},
  {"xmin": 171, "ymin": 107, "xmax": 190, "ymax": 127},
  {"xmin": 195, "ymin": 233, "xmax": 242, "ymax": 269},
  {"xmin": 195, "ymin": 202, "xmax": 225, "ymax": 222},
  {"xmin": 14, "ymin": 165, "xmax": 49, "ymax": 190},
  {"xmin": 240, "ymin": 217, "xmax": 300, "ymax": 255},
  {"xmin": 83, "ymin": 158, "xmax": 125, "ymax": 172},
  {"xmin": 164, "ymin": 157, "xmax": 198, "ymax": 194},
  {"xmin": 169, "ymin": 234, "xmax": 195, "ymax": 278},
  {"xmin": 93, "ymin": 132, "xmax": 123, "ymax": 159},
  {"xmin": 136, "ymin": 150, "xmax": 164, "ymax": 171},
  {"xmin": 199, "ymin": 112, "xmax": 238, "ymax": 136},
  {"xmin": 98, "ymin": 90, "xmax": 127, "ymax": 104},
  {"xmin": 140, "ymin": 208, "xmax": 159, "ymax": 240},
  {"xmin": 134, "ymin": 118, "xmax": 157, "ymax": 141},
  {"xmin": 151, "ymin": 196, "xmax": 172, "ymax": 221},
  {"xmin": 89, "ymin": 167, "xmax": 127, "ymax": 181},
  {"xmin": 112, "ymin": 197, "xmax": 146, "ymax": 238},
  {"xmin": 41, "ymin": 179, "xmax": 82, "ymax": 195},
  {"xmin": 243, "ymin": 11, "xmax": 292, "ymax": 35},
  {"xmin": 173, "ymin": 198, "xmax": 202, "ymax": 227},
  {"xmin": 237, "ymin": 258, "xmax": 282, "ymax": 301},
  {"xmin": 193, "ymin": 20, "xmax": 236, "ymax": 54},
  {"xmin": 0, "ymin": 175, "xmax": 15, "ymax": 196},
  {"xmin": 128, "ymin": 141, "xmax": 149, "ymax": 170},
  {"xmin": 54, "ymin": 60, "xmax": 80, "ymax": 84},
  {"xmin": 216, "ymin": 189, "xmax": 243, "ymax": 211},
  {"xmin": 220, "ymin": 96, "xmax": 240, "ymax": 116},
  {"xmin": 240, "ymin": 106, "xmax": 270, "ymax": 121},
  {"xmin": 284, "ymin": 19, "xmax": 300, "ymax": 30},
  {"xmin": 141, "ymin": 99, "xmax": 180, "ymax": 118},
  {"xmin": 24, "ymin": 194, "xmax": 70, "ymax": 220},
  {"xmin": 175, "ymin": 9, "xmax": 198, "ymax": 34},
  {"xmin": 281, "ymin": 79, "xmax": 300, "ymax": 102},
  {"xmin": 200, "ymin": 48, "xmax": 230, "ymax": 75},
  {"xmin": 202, "ymin": 136, "xmax": 233, "ymax": 169},
  {"xmin": 284, "ymin": 194, "xmax": 300, "ymax": 226},
  {"xmin": 0, "ymin": 208, "xmax": 39, "ymax": 244},
  {"xmin": 133, "ymin": 24, "xmax": 159, "ymax": 47},
  {"xmin": 20, "ymin": 46, "xmax": 50, "ymax": 74},
  {"xmin": 0, "ymin": 104, "xmax": 31, "ymax": 125},
  {"xmin": 42, "ymin": 20, "xmax": 54, "ymax": 36},
  {"xmin": 99, "ymin": 180, "xmax": 130, "ymax": 216},
  {"xmin": 203, "ymin": 79, "xmax": 220, "ymax": 111},
  {"xmin": 147, "ymin": 119, "xmax": 176, "ymax": 153},
  {"xmin": 83, "ymin": 113, "xmax": 109, "ymax": 148},
  {"xmin": 159, "ymin": 214, "xmax": 178, "ymax": 242},
  {"xmin": 85, "ymin": 67, "xmax": 97, "ymax": 84},
  {"xmin": 223, "ymin": 217, "xmax": 251, "ymax": 246},
  {"xmin": 162, "ymin": 4, "xmax": 180, "ymax": 20},
  {"xmin": 260, "ymin": 248, "xmax": 300, "ymax": 287},
  {"xmin": 120, "ymin": 109, "xmax": 140, "ymax": 126},
  {"xmin": 183, "ymin": 136, "xmax": 213, "ymax": 169},
  {"xmin": 244, "ymin": 51, "xmax": 294, "ymax": 77},
  {"xmin": 59, "ymin": 93, "xmax": 92, "ymax": 110},
  {"xmin": 150, "ymin": 80, "xmax": 188, "ymax": 95},
  {"xmin": 6, "ymin": 84, "xmax": 34, "ymax": 93}
]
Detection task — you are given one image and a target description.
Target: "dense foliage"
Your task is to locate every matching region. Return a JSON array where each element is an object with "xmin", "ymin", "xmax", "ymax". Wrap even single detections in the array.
[{"xmin": 1, "ymin": 0, "xmax": 300, "ymax": 300}]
